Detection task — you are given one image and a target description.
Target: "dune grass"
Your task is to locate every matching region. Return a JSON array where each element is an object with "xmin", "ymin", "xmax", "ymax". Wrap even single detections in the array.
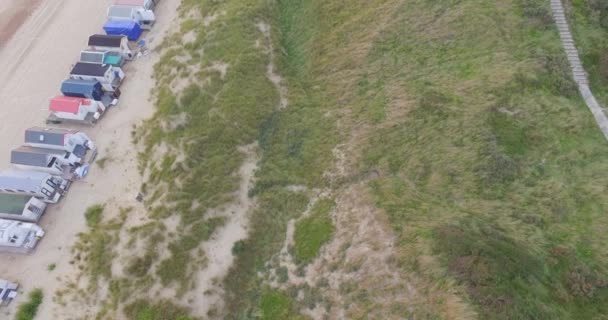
[
  {"xmin": 84, "ymin": 204, "xmax": 104, "ymax": 228},
  {"xmin": 156, "ymin": 217, "xmax": 225, "ymax": 292},
  {"xmin": 123, "ymin": 299, "xmax": 198, "ymax": 320},
  {"xmin": 224, "ymin": 189, "xmax": 309, "ymax": 318},
  {"xmin": 259, "ymin": 290, "xmax": 308, "ymax": 320},
  {"xmin": 88, "ymin": 0, "xmax": 335, "ymax": 317},
  {"xmin": 293, "ymin": 199, "xmax": 335, "ymax": 265},
  {"xmin": 210, "ymin": 0, "xmax": 608, "ymax": 317},
  {"xmin": 566, "ymin": 0, "xmax": 608, "ymax": 106},
  {"xmin": 129, "ymin": 0, "xmax": 282, "ymax": 301},
  {"xmin": 15, "ymin": 289, "xmax": 43, "ymax": 320},
  {"xmin": 72, "ymin": 205, "xmax": 129, "ymax": 294},
  {"xmin": 68, "ymin": 0, "xmax": 608, "ymax": 318},
  {"xmin": 361, "ymin": 0, "xmax": 608, "ymax": 318}
]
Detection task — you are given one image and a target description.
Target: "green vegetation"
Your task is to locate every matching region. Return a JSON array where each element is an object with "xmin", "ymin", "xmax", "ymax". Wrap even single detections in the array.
[
  {"xmin": 124, "ymin": 300, "xmax": 198, "ymax": 320},
  {"xmin": 567, "ymin": 0, "xmax": 608, "ymax": 105},
  {"xmin": 293, "ymin": 199, "xmax": 335, "ymax": 264},
  {"xmin": 132, "ymin": 0, "xmax": 316, "ymax": 300},
  {"xmin": 259, "ymin": 290, "xmax": 305, "ymax": 320},
  {"xmin": 72, "ymin": 205, "xmax": 123, "ymax": 291},
  {"xmin": 361, "ymin": 0, "xmax": 608, "ymax": 318},
  {"xmin": 84, "ymin": 204, "xmax": 104, "ymax": 228},
  {"xmin": 156, "ymin": 217, "xmax": 225, "ymax": 292},
  {"xmin": 15, "ymin": 289, "xmax": 43, "ymax": 320},
  {"xmin": 127, "ymin": 0, "xmax": 335, "ymax": 317},
  {"xmin": 225, "ymin": 189, "xmax": 309, "ymax": 318},
  {"xmin": 433, "ymin": 217, "xmax": 608, "ymax": 319},
  {"xmin": 68, "ymin": 0, "xmax": 334, "ymax": 317},
  {"xmin": 124, "ymin": 221, "xmax": 165, "ymax": 280},
  {"xmin": 65, "ymin": 0, "xmax": 608, "ymax": 318},
  {"xmin": 47, "ymin": 263, "xmax": 56, "ymax": 272}
]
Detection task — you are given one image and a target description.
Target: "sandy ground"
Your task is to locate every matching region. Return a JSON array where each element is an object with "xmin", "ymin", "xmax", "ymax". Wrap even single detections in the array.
[
  {"xmin": 0, "ymin": 0, "xmax": 41, "ymax": 47},
  {"xmin": 0, "ymin": 0, "xmax": 182, "ymax": 318}
]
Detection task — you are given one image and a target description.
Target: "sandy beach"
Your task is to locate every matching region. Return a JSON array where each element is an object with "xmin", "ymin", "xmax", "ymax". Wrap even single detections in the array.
[
  {"xmin": 0, "ymin": 0, "xmax": 41, "ymax": 47},
  {"xmin": 0, "ymin": 0, "xmax": 181, "ymax": 318}
]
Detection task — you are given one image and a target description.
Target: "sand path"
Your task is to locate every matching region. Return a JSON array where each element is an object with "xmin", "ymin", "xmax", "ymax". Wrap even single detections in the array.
[{"xmin": 0, "ymin": 0, "xmax": 182, "ymax": 318}]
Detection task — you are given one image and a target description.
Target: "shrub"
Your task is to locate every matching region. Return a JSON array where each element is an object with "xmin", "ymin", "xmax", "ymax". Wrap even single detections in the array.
[
  {"xmin": 520, "ymin": 0, "xmax": 553, "ymax": 27},
  {"xmin": 232, "ymin": 240, "xmax": 246, "ymax": 255},
  {"xmin": 541, "ymin": 54, "xmax": 577, "ymax": 97},
  {"xmin": 84, "ymin": 204, "xmax": 104, "ymax": 228},
  {"xmin": 583, "ymin": 0, "xmax": 608, "ymax": 28}
]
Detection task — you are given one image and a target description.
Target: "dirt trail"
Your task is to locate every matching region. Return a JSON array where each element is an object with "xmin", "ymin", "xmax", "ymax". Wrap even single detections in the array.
[{"xmin": 0, "ymin": 0, "xmax": 182, "ymax": 318}]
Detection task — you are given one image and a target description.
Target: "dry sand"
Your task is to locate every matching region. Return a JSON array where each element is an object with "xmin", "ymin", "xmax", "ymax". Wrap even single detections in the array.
[
  {"xmin": 0, "ymin": 0, "xmax": 41, "ymax": 47},
  {"xmin": 0, "ymin": 0, "xmax": 182, "ymax": 318}
]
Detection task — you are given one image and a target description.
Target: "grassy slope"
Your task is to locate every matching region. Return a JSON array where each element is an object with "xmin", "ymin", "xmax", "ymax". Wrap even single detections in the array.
[
  {"xmin": 567, "ymin": 0, "xmax": 608, "ymax": 106},
  {"xmin": 363, "ymin": 0, "xmax": 608, "ymax": 319},
  {"xmin": 223, "ymin": 0, "xmax": 401, "ymax": 317},
  {"xmin": 226, "ymin": 0, "xmax": 608, "ymax": 318},
  {"xmin": 70, "ymin": 0, "xmax": 608, "ymax": 318},
  {"xmin": 220, "ymin": 0, "xmax": 608, "ymax": 318}
]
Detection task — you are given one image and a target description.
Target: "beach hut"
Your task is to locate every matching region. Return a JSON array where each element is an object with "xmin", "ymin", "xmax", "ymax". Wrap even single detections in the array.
[
  {"xmin": 0, "ymin": 279, "xmax": 18, "ymax": 305},
  {"xmin": 87, "ymin": 34, "xmax": 133, "ymax": 59},
  {"xmin": 46, "ymin": 96, "xmax": 107, "ymax": 125},
  {"xmin": 0, "ymin": 194, "xmax": 47, "ymax": 223},
  {"xmin": 80, "ymin": 50, "xmax": 123, "ymax": 66},
  {"xmin": 107, "ymin": 5, "xmax": 155, "ymax": 30},
  {"xmin": 11, "ymin": 146, "xmax": 76, "ymax": 177},
  {"xmin": 10, "ymin": 146, "xmax": 88, "ymax": 180},
  {"xmin": 0, "ymin": 170, "xmax": 70, "ymax": 204},
  {"xmin": 114, "ymin": 0, "xmax": 157, "ymax": 10},
  {"xmin": 0, "ymin": 219, "xmax": 45, "ymax": 254},
  {"xmin": 69, "ymin": 62, "xmax": 125, "ymax": 92},
  {"xmin": 61, "ymin": 79, "xmax": 103, "ymax": 100},
  {"xmin": 24, "ymin": 127, "xmax": 95, "ymax": 157},
  {"xmin": 60, "ymin": 79, "xmax": 119, "ymax": 107},
  {"xmin": 103, "ymin": 20, "xmax": 143, "ymax": 40}
]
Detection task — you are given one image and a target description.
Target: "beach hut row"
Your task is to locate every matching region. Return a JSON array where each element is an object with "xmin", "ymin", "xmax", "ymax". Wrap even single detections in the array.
[{"xmin": 0, "ymin": 0, "xmax": 160, "ymax": 260}]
